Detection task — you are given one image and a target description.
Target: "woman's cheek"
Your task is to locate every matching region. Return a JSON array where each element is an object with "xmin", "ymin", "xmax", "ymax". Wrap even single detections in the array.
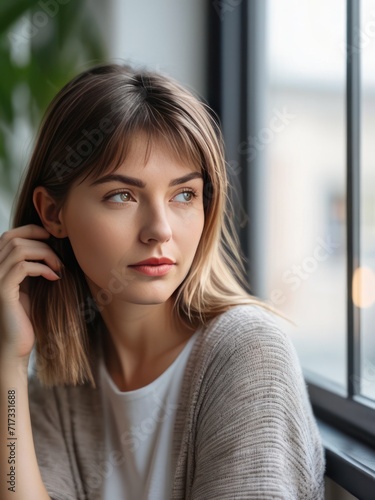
[{"xmin": 67, "ymin": 223, "xmax": 111, "ymax": 278}]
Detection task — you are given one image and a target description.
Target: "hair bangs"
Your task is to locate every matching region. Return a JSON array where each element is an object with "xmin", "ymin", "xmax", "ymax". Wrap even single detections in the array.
[{"xmin": 77, "ymin": 103, "xmax": 205, "ymax": 187}]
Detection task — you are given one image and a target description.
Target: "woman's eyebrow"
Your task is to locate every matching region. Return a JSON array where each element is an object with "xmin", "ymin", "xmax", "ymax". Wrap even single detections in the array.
[{"xmin": 89, "ymin": 171, "xmax": 203, "ymax": 188}]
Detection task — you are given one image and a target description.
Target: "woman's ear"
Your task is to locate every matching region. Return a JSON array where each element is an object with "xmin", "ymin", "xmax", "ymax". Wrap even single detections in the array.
[{"xmin": 32, "ymin": 186, "xmax": 68, "ymax": 238}]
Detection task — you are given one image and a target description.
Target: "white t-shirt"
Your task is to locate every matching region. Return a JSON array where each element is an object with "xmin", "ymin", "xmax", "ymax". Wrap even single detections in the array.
[{"xmin": 99, "ymin": 327, "xmax": 201, "ymax": 500}]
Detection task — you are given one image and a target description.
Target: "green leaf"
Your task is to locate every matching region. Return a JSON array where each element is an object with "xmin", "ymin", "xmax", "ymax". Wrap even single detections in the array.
[{"xmin": 0, "ymin": 0, "xmax": 41, "ymax": 35}]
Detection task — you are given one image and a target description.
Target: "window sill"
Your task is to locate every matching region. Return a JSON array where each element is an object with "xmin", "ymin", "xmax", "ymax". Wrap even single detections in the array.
[{"xmin": 316, "ymin": 418, "xmax": 375, "ymax": 500}]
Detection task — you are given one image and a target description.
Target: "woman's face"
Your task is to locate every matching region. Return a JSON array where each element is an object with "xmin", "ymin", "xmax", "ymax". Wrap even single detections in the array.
[{"xmin": 58, "ymin": 134, "xmax": 205, "ymax": 308}]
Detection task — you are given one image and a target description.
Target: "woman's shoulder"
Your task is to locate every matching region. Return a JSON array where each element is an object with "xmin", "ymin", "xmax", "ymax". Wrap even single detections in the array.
[
  {"xmin": 201, "ymin": 303, "xmax": 301, "ymax": 376},
  {"xmin": 206, "ymin": 303, "xmax": 290, "ymax": 349},
  {"xmin": 198, "ymin": 304, "xmax": 309, "ymax": 409}
]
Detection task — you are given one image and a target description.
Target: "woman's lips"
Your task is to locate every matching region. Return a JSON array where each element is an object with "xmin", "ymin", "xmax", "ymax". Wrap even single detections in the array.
[{"xmin": 128, "ymin": 264, "xmax": 174, "ymax": 276}]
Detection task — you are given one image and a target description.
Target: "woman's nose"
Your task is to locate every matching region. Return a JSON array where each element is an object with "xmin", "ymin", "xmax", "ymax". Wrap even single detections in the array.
[{"xmin": 139, "ymin": 204, "xmax": 173, "ymax": 244}]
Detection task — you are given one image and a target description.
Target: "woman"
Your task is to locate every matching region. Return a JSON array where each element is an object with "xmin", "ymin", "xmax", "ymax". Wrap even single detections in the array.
[{"xmin": 0, "ymin": 63, "xmax": 325, "ymax": 499}]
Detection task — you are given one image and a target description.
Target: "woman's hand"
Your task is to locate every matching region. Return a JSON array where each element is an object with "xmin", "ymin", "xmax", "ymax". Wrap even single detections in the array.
[{"xmin": 0, "ymin": 224, "xmax": 63, "ymax": 362}]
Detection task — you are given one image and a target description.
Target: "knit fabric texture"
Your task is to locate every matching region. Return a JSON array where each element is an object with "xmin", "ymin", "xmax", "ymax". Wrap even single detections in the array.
[{"xmin": 28, "ymin": 304, "xmax": 326, "ymax": 499}]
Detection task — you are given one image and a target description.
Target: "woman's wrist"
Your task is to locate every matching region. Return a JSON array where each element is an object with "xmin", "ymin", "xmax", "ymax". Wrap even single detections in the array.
[{"xmin": 0, "ymin": 349, "xmax": 30, "ymax": 378}]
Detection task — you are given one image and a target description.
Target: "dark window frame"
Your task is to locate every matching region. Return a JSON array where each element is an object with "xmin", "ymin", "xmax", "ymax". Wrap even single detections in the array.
[
  {"xmin": 307, "ymin": 0, "xmax": 375, "ymax": 449},
  {"xmin": 206, "ymin": 0, "xmax": 375, "ymax": 497}
]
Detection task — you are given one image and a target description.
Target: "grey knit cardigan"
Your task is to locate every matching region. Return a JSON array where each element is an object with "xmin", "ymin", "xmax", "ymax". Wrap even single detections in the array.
[{"xmin": 28, "ymin": 304, "xmax": 325, "ymax": 499}]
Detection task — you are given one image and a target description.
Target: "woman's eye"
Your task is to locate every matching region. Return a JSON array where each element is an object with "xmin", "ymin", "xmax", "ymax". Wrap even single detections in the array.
[
  {"xmin": 105, "ymin": 191, "xmax": 133, "ymax": 203},
  {"xmin": 174, "ymin": 190, "xmax": 197, "ymax": 203}
]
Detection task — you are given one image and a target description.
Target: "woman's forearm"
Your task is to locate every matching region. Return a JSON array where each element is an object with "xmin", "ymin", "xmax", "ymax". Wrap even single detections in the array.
[{"xmin": 0, "ymin": 355, "xmax": 51, "ymax": 500}]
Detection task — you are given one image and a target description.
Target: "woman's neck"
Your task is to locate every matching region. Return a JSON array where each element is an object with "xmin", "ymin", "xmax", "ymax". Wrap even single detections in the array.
[{"xmin": 98, "ymin": 305, "xmax": 196, "ymax": 391}]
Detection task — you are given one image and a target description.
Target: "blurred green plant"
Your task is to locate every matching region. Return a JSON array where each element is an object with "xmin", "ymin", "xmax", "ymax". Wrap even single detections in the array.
[{"xmin": 0, "ymin": 0, "xmax": 107, "ymax": 195}]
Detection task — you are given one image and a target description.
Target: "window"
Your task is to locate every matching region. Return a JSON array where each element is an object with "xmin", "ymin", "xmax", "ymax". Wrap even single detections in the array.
[
  {"xmin": 360, "ymin": 0, "xmax": 375, "ymax": 402},
  {"xmin": 265, "ymin": 0, "xmax": 347, "ymax": 390},
  {"xmin": 208, "ymin": 0, "xmax": 375, "ymax": 496}
]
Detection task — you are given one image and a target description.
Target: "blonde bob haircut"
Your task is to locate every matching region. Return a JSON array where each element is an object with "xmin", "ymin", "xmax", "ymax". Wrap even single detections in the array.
[{"xmin": 11, "ymin": 63, "xmax": 293, "ymax": 388}]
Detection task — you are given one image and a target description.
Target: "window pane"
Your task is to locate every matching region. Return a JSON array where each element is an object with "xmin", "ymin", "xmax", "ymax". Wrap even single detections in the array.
[
  {"xmin": 263, "ymin": 0, "xmax": 346, "ymax": 390},
  {"xmin": 359, "ymin": 0, "xmax": 375, "ymax": 401}
]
